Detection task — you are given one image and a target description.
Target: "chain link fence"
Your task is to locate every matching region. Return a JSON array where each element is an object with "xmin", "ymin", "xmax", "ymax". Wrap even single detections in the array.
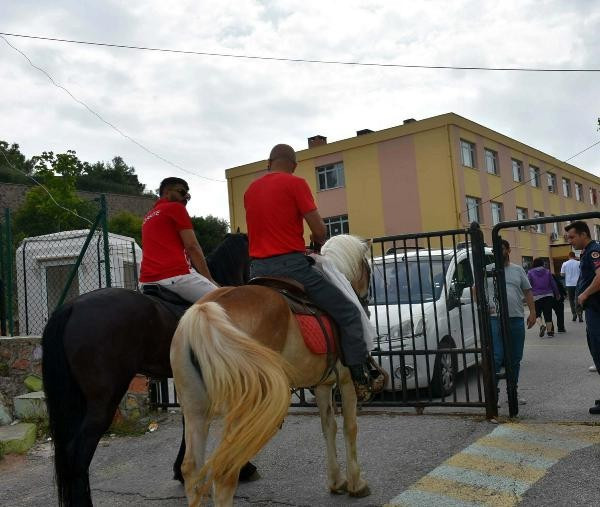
[{"xmin": 0, "ymin": 195, "xmax": 142, "ymax": 336}]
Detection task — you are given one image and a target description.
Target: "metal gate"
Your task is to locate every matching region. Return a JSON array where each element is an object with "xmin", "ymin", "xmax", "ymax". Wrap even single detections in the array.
[
  {"xmin": 150, "ymin": 223, "xmax": 498, "ymax": 418},
  {"xmin": 492, "ymin": 211, "xmax": 600, "ymax": 417}
]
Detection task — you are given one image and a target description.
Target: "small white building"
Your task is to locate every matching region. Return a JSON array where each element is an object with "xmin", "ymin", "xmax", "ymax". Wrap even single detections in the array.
[{"xmin": 15, "ymin": 230, "xmax": 142, "ymax": 335}]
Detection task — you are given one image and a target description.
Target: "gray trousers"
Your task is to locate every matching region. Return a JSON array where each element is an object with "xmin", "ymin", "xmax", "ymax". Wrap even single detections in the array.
[{"xmin": 250, "ymin": 253, "xmax": 368, "ymax": 366}]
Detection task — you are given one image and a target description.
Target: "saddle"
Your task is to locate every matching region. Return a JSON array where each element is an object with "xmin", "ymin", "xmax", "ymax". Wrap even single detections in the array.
[
  {"xmin": 248, "ymin": 276, "xmax": 340, "ymax": 380},
  {"xmin": 141, "ymin": 284, "xmax": 191, "ymax": 319}
]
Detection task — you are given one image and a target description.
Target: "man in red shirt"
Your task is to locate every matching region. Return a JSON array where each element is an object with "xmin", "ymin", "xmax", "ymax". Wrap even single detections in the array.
[
  {"xmin": 140, "ymin": 177, "xmax": 218, "ymax": 302},
  {"xmin": 245, "ymin": 144, "xmax": 376, "ymax": 401}
]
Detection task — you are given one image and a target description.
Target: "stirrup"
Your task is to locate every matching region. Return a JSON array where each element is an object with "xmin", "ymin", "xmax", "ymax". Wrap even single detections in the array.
[{"xmin": 367, "ymin": 356, "xmax": 388, "ymax": 394}]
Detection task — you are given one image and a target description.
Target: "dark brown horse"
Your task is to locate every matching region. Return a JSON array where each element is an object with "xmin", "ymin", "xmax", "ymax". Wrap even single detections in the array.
[{"xmin": 42, "ymin": 233, "xmax": 249, "ymax": 506}]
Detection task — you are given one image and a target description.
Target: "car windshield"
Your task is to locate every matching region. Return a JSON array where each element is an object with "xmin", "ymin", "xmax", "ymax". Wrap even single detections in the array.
[{"xmin": 369, "ymin": 259, "xmax": 449, "ymax": 304}]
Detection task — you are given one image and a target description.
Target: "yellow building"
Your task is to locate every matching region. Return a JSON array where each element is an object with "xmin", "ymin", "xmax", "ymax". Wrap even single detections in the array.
[{"xmin": 225, "ymin": 113, "xmax": 600, "ymax": 271}]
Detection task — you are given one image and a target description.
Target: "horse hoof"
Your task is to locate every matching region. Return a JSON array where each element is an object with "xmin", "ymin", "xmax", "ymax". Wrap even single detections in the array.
[
  {"xmin": 329, "ymin": 481, "xmax": 348, "ymax": 495},
  {"xmin": 349, "ymin": 484, "xmax": 371, "ymax": 498},
  {"xmin": 239, "ymin": 462, "xmax": 260, "ymax": 482}
]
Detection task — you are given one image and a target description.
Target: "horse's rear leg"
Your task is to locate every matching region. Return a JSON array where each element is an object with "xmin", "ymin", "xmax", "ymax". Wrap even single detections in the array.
[
  {"xmin": 314, "ymin": 383, "xmax": 347, "ymax": 494},
  {"xmin": 338, "ymin": 371, "xmax": 370, "ymax": 497}
]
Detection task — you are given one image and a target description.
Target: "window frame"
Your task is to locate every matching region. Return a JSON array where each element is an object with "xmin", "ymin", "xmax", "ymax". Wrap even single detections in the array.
[
  {"xmin": 522, "ymin": 256, "xmax": 533, "ymax": 272},
  {"xmin": 516, "ymin": 207, "xmax": 529, "ymax": 230},
  {"xmin": 562, "ymin": 177, "xmax": 571, "ymax": 198},
  {"xmin": 490, "ymin": 201, "xmax": 503, "ymax": 225},
  {"xmin": 575, "ymin": 182, "xmax": 583, "ymax": 202},
  {"xmin": 547, "ymin": 172, "xmax": 557, "ymax": 193},
  {"xmin": 533, "ymin": 210, "xmax": 545, "ymax": 233},
  {"xmin": 460, "ymin": 139, "xmax": 477, "ymax": 168},
  {"xmin": 465, "ymin": 195, "xmax": 481, "ymax": 224},
  {"xmin": 529, "ymin": 165, "xmax": 541, "ymax": 188},
  {"xmin": 324, "ymin": 214, "xmax": 349, "ymax": 238},
  {"xmin": 316, "ymin": 161, "xmax": 345, "ymax": 192},
  {"xmin": 484, "ymin": 148, "xmax": 499, "ymax": 175},
  {"xmin": 512, "ymin": 158, "xmax": 523, "ymax": 182}
]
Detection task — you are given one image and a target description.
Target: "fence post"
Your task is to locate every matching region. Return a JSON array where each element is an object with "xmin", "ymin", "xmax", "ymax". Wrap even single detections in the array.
[
  {"xmin": 4, "ymin": 208, "xmax": 13, "ymax": 336},
  {"xmin": 469, "ymin": 222, "xmax": 498, "ymax": 419},
  {"xmin": 0, "ymin": 223, "xmax": 5, "ymax": 336},
  {"xmin": 100, "ymin": 194, "xmax": 111, "ymax": 288},
  {"xmin": 131, "ymin": 241, "xmax": 139, "ymax": 290}
]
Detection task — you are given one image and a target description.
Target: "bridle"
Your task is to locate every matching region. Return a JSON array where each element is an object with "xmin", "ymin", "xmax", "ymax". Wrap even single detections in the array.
[{"xmin": 355, "ymin": 258, "xmax": 372, "ymax": 317}]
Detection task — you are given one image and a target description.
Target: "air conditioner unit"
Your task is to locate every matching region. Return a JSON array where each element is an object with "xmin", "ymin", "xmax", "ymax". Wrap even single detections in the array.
[{"xmin": 550, "ymin": 232, "xmax": 558, "ymax": 241}]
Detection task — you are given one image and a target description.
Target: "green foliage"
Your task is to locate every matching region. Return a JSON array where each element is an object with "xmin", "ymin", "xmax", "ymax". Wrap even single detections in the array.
[
  {"xmin": 12, "ymin": 152, "xmax": 97, "ymax": 243},
  {"xmin": 191, "ymin": 215, "xmax": 229, "ymax": 254},
  {"xmin": 109, "ymin": 211, "xmax": 143, "ymax": 245},
  {"xmin": 0, "ymin": 141, "xmax": 34, "ymax": 184},
  {"xmin": 77, "ymin": 157, "xmax": 152, "ymax": 196}
]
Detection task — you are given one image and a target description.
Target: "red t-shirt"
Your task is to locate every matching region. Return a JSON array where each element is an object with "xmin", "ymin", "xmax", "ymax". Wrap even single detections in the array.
[
  {"xmin": 139, "ymin": 198, "xmax": 193, "ymax": 282},
  {"xmin": 244, "ymin": 172, "xmax": 317, "ymax": 258}
]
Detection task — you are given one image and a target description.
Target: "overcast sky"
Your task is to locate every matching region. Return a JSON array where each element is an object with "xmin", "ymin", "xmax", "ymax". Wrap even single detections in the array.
[{"xmin": 1, "ymin": 1, "xmax": 598, "ymax": 222}]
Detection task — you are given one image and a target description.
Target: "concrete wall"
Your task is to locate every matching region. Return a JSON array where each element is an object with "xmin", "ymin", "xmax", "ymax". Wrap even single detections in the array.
[{"xmin": 0, "ymin": 182, "xmax": 156, "ymax": 218}]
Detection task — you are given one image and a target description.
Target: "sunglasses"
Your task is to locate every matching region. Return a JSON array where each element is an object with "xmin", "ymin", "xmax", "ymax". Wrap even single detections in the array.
[{"xmin": 175, "ymin": 188, "xmax": 190, "ymax": 198}]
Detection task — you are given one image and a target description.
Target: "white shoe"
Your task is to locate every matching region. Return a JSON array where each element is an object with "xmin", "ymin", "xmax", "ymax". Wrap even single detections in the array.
[{"xmin": 589, "ymin": 366, "xmax": 597, "ymax": 372}]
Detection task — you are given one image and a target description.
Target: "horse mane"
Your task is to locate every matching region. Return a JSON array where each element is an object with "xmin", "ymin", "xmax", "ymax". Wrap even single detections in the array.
[
  {"xmin": 206, "ymin": 233, "xmax": 249, "ymax": 286},
  {"xmin": 321, "ymin": 235, "xmax": 369, "ymax": 283}
]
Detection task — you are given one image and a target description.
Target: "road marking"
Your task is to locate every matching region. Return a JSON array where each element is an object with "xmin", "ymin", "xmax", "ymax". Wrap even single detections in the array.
[{"xmin": 387, "ymin": 422, "xmax": 599, "ymax": 506}]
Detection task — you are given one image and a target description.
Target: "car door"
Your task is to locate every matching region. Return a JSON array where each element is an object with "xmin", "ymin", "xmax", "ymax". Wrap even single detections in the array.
[{"xmin": 448, "ymin": 257, "xmax": 475, "ymax": 371}]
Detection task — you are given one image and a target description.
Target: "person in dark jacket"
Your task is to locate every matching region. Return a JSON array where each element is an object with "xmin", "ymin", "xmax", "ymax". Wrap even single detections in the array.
[
  {"xmin": 552, "ymin": 273, "xmax": 567, "ymax": 333},
  {"xmin": 527, "ymin": 258, "xmax": 560, "ymax": 337}
]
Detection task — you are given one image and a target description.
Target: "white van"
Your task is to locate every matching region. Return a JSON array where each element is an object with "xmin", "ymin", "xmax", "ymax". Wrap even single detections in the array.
[{"xmin": 369, "ymin": 246, "xmax": 494, "ymax": 396}]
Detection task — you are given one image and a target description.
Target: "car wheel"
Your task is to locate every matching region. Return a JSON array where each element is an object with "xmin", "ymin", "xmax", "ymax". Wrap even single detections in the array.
[{"xmin": 431, "ymin": 338, "xmax": 458, "ymax": 397}]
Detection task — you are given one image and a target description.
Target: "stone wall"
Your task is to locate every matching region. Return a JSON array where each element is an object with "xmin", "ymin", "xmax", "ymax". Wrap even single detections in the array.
[
  {"xmin": 0, "ymin": 336, "xmax": 150, "ymax": 427},
  {"xmin": 0, "ymin": 182, "xmax": 155, "ymax": 218},
  {"xmin": 0, "ymin": 337, "xmax": 42, "ymax": 413}
]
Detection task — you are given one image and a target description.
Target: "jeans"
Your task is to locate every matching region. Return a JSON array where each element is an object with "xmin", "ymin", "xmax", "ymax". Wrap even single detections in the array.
[
  {"xmin": 140, "ymin": 272, "xmax": 217, "ymax": 303},
  {"xmin": 585, "ymin": 307, "xmax": 600, "ymax": 372},
  {"xmin": 490, "ymin": 316, "xmax": 526, "ymax": 386},
  {"xmin": 250, "ymin": 253, "xmax": 368, "ymax": 366},
  {"xmin": 567, "ymin": 286, "xmax": 582, "ymax": 318}
]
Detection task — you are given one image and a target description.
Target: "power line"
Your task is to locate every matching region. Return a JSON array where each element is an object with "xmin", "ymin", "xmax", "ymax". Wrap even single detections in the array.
[
  {"xmin": 0, "ymin": 148, "xmax": 94, "ymax": 226},
  {"xmin": 1, "ymin": 31, "xmax": 600, "ymax": 73},
  {"xmin": 461, "ymin": 138, "xmax": 600, "ymax": 222},
  {"xmin": 0, "ymin": 35, "xmax": 226, "ymax": 183}
]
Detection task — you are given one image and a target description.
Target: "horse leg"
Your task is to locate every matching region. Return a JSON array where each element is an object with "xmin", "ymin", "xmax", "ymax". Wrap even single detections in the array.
[
  {"xmin": 173, "ymin": 416, "xmax": 186, "ymax": 483},
  {"xmin": 314, "ymin": 383, "xmax": 347, "ymax": 494},
  {"xmin": 212, "ymin": 473, "xmax": 239, "ymax": 507},
  {"xmin": 174, "ymin": 417, "xmax": 258, "ymax": 485},
  {"xmin": 338, "ymin": 371, "xmax": 370, "ymax": 497}
]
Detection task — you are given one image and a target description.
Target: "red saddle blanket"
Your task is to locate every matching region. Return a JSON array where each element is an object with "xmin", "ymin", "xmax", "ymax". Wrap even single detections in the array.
[{"xmin": 294, "ymin": 314, "xmax": 336, "ymax": 355}]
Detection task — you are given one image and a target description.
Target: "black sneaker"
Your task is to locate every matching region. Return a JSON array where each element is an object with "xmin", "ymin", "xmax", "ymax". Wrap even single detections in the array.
[
  {"xmin": 572, "ymin": 315, "xmax": 577, "ymax": 322},
  {"xmin": 589, "ymin": 404, "xmax": 600, "ymax": 415}
]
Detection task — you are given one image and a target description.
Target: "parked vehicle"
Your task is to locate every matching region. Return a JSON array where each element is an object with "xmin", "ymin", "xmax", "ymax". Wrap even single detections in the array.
[{"xmin": 369, "ymin": 247, "xmax": 494, "ymax": 396}]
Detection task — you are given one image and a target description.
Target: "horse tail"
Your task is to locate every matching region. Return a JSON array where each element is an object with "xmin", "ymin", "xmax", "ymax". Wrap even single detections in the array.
[
  {"xmin": 42, "ymin": 303, "xmax": 86, "ymax": 506},
  {"xmin": 174, "ymin": 301, "xmax": 291, "ymax": 495}
]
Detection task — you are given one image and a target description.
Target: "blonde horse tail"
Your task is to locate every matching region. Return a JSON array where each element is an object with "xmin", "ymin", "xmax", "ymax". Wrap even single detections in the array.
[{"xmin": 175, "ymin": 301, "xmax": 291, "ymax": 495}]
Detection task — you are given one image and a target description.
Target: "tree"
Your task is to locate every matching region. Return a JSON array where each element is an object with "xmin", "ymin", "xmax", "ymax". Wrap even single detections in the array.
[
  {"xmin": 0, "ymin": 140, "xmax": 34, "ymax": 184},
  {"xmin": 77, "ymin": 157, "xmax": 152, "ymax": 196},
  {"xmin": 108, "ymin": 211, "xmax": 143, "ymax": 245},
  {"xmin": 191, "ymin": 215, "xmax": 229, "ymax": 255},
  {"xmin": 13, "ymin": 150, "xmax": 95, "ymax": 242}
]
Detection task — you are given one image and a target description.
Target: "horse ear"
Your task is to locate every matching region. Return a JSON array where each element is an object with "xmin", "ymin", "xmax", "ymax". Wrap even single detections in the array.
[{"xmin": 236, "ymin": 227, "xmax": 240, "ymax": 233}]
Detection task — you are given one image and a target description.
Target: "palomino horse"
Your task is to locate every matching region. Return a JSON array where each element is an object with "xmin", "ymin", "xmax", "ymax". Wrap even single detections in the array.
[
  {"xmin": 42, "ymin": 233, "xmax": 250, "ymax": 506},
  {"xmin": 171, "ymin": 234, "xmax": 372, "ymax": 506}
]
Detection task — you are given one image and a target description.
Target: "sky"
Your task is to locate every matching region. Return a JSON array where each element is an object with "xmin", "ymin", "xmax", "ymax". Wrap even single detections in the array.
[{"xmin": 1, "ymin": 1, "xmax": 599, "ymax": 222}]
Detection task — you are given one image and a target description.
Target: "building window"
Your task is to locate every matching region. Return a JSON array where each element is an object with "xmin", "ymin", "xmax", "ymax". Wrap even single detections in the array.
[
  {"xmin": 533, "ymin": 210, "xmax": 545, "ymax": 233},
  {"xmin": 522, "ymin": 256, "xmax": 533, "ymax": 272},
  {"xmin": 491, "ymin": 201, "xmax": 503, "ymax": 225},
  {"xmin": 465, "ymin": 196, "xmax": 481, "ymax": 223},
  {"xmin": 596, "ymin": 224, "xmax": 600, "ymax": 241},
  {"xmin": 460, "ymin": 139, "xmax": 476, "ymax": 168},
  {"xmin": 551, "ymin": 217, "xmax": 560, "ymax": 236},
  {"xmin": 517, "ymin": 206, "xmax": 528, "ymax": 230},
  {"xmin": 547, "ymin": 172, "xmax": 557, "ymax": 193},
  {"xmin": 529, "ymin": 166, "xmax": 541, "ymax": 188},
  {"xmin": 512, "ymin": 159, "xmax": 523, "ymax": 182},
  {"xmin": 324, "ymin": 215, "xmax": 349, "ymax": 237},
  {"xmin": 562, "ymin": 177, "xmax": 571, "ymax": 198},
  {"xmin": 575, "ymin": 182, "xmax": 583, "ymax": 202},
  {"xmin": 316, "ymin": 162, "xmax": 345, "ymax": 191},
  {"xmin": 590, "ymin": 188, "xmax": 598, "ymax": 206},
  {"xmin": 484, "ymin": 149, "xmax": 498, "ymax": 175},
  {"xmin": 46, "ymin": 263, "xmax": 79, "ymax": 315}
]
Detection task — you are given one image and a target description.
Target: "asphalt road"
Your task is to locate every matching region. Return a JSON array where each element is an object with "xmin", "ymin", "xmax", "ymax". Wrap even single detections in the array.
[{"xmin": 1, "ymin": 317, "xmax": 600, "ymax": 506}]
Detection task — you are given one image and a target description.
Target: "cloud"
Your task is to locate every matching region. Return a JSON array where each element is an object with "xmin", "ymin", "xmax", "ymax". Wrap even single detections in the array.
[{"xmin": 1, "ymin": 0, "xmax": 598, "ymax": 222}]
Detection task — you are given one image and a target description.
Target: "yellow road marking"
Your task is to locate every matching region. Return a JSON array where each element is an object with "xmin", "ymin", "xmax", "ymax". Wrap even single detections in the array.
[
  {"xmin": 446, "ymin": 453, "xmax": 546, "ymax": 482},
  {"xmin": 476, "ymin": 435, "xmax": 569, "ymax": 460}
]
